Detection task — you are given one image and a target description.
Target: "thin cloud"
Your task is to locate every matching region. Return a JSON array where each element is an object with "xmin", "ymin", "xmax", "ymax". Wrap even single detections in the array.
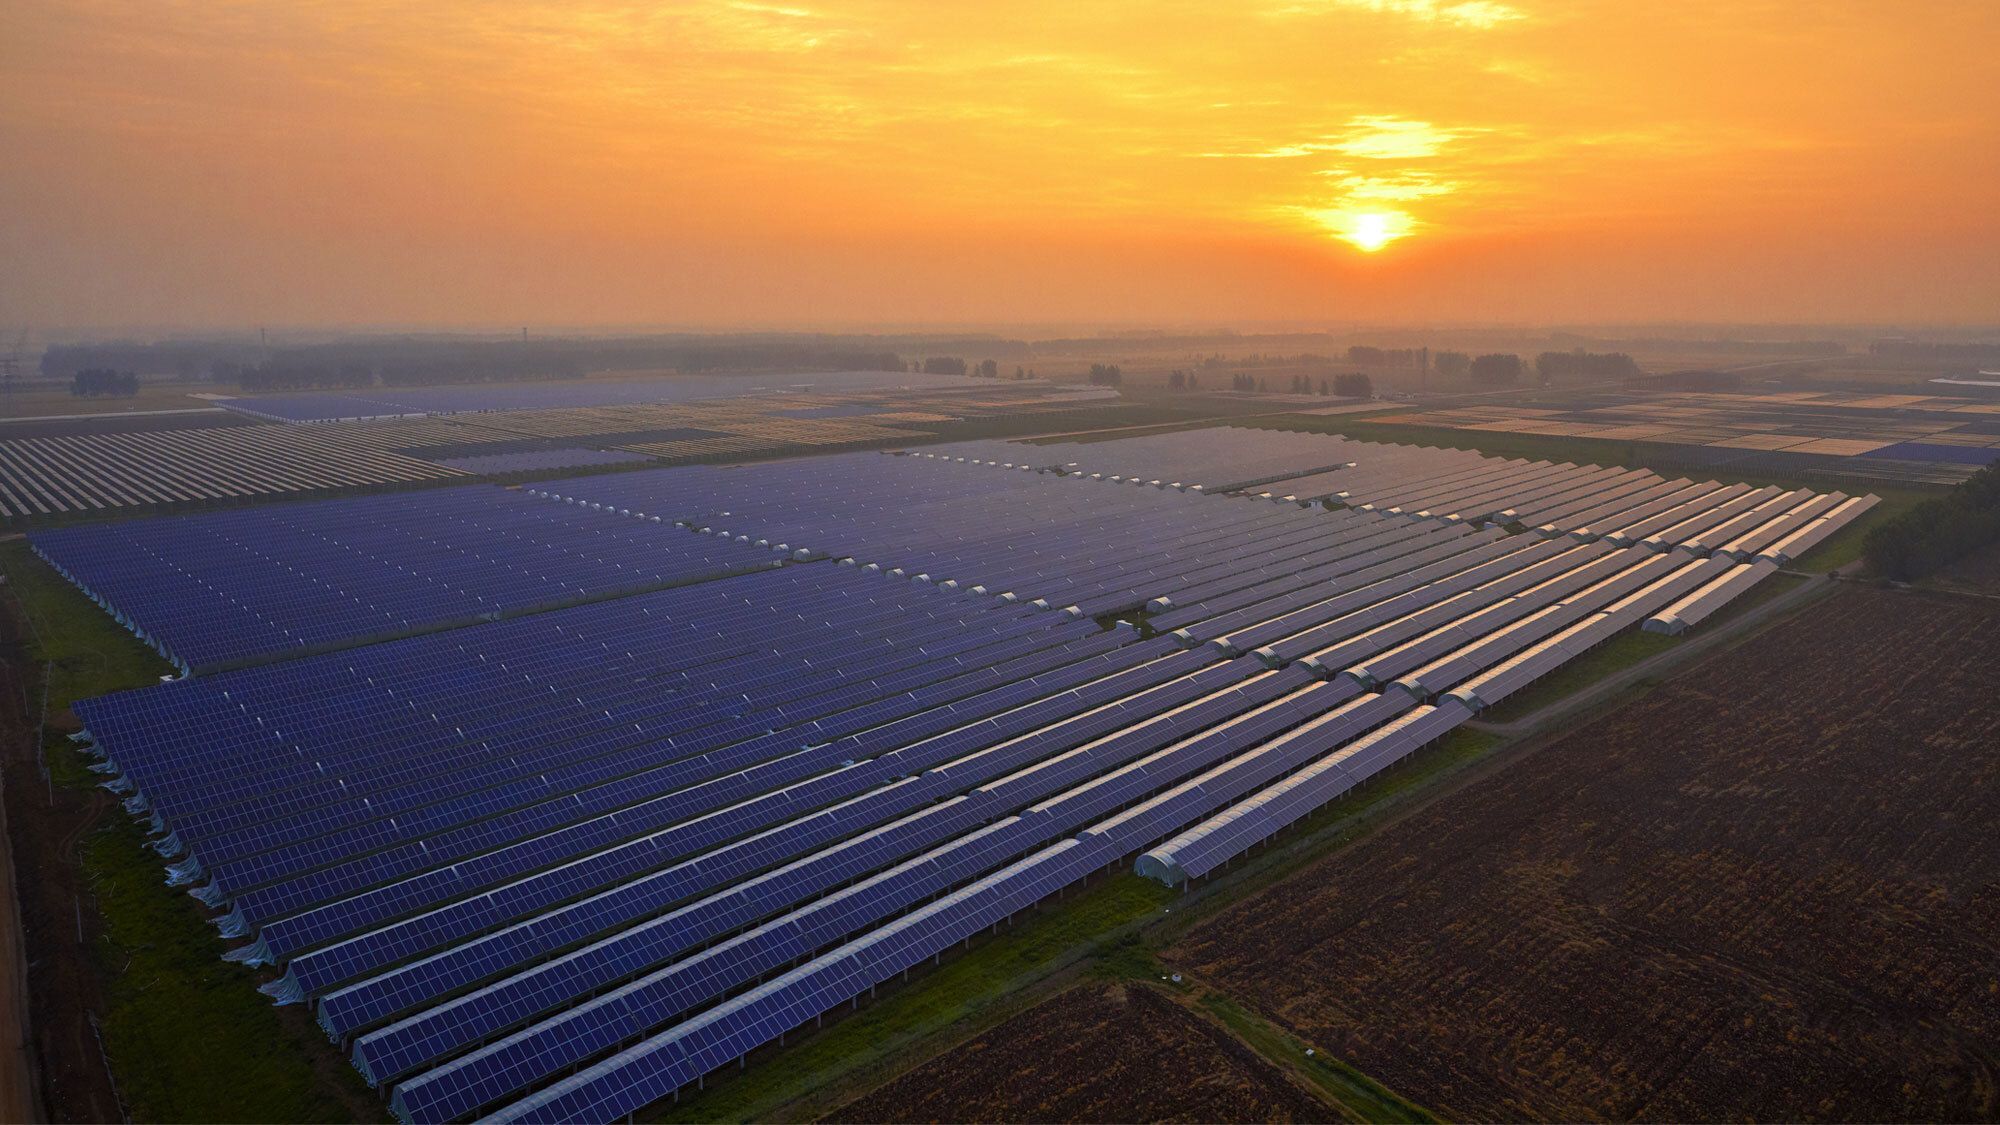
[{"xmin": 1271, "ymin": 0, "xmax": 1525, "ymax": 30}]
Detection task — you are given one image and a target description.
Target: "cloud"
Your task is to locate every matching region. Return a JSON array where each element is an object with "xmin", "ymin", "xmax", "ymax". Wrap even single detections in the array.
[
  {"xmin": 1271, "ymin": 0, "xmax": 1525, "ymax": 30},
  {"xmin": 1331, "ymin": 115, "xmax": 1464, "ymax": 159},
  {"xmin": 1316, "ymin": 169, "xmax": 1458, "ymax": 201},
  {"xmin": 1196, "ymin": 115, "xmax": 1464, "ymax": 160}
]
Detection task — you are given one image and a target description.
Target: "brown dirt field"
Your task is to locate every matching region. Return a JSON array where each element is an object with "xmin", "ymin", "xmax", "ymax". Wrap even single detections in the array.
[
  {"xmin": 1172, "ymin": 585, "xmax": 2000, "ymax": 1123},
  {"xmin": 823, "ymin": 982, "xmax": 1334, "ymax": 1124}
]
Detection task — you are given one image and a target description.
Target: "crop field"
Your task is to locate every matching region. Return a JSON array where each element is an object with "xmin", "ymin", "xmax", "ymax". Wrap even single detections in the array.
[
  {"xmin": 1362, "ymin": 389, "xmax": 2000, "ymax": 487},
  {"xmin": 1171, "ymin": 584, "xmax": 2000, "ymax": 1122},
  {"xmin": 824, "ymin": 982, "xmax": 1332, "ymax": 1124}
]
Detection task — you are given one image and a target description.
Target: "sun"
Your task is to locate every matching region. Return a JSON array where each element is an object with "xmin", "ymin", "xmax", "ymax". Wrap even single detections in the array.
[
  {"xmin": 1338, "ymin": 209, "xmax": 1411, "ymax": 252},
  {"xmin": 1300, "ymin": 206, "xmax": 1417, "ymax": 252}
]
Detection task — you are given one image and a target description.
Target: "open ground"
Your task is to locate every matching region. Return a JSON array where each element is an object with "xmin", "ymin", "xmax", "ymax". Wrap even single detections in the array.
[{"xmin": 1169, "ymin": 581, "xmax": 2000, "ymax": 1122}]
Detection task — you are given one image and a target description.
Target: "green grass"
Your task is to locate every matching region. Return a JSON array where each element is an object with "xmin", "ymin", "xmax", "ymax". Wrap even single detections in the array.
[
  {"xmin": 1159, "ymin": 728, "xmax": 1500, "ymax": 917},
  {"xmin": 1789, "ymin": 490, "xmax": 1925, "ymax": 573},
  {"xmin": 0, "ymin": 540, "xmax": 377, "ymax": 1123},
  {"xmin": 1477, "ymin": 571, "xmax": 1823, "ymax": 727},
  {"xmin": 1478, "ymin": 628, "xmax": 1682, "ymax": 725},
  {"xmin": 1690, "ymin": 570, "xmax": 1811, "ymax": 629},
  {"xmin": 1, "ymin": 540, "xmax": 171, "ymax": 712},
  {"xmin": 663, "ymin": 725, "xmax": 1504, "ymax": 1122},
  {"xmin": 1198, "ymin": 992, "xmax": 1435, "ymax": 1125},
  {"xmin": 653, "ymin": 873, "xmax": 1175, "ymax": 1123},
  {"xmin": 85, "ymin": 819, "xmax": 370, "ymax": 1123}
]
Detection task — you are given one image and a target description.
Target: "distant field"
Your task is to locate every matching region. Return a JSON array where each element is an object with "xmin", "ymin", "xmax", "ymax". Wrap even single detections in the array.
[
  {"xmin": 0, "ymin": 383, "xmax": 217, "ymax": 418},
  {"xmin": 1243, "ymin": 413, "xmax": 1954, "ymax": 501},
  {"xmin": 1172, "ymin": 584, "xmax": 2000, "ymax": 1122},
  {"xmin": 823, "ymin": 982, "xmax": 1333, "ymax": 1124}
]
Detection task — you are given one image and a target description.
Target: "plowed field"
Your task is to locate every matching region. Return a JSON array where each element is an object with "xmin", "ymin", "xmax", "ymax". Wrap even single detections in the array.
[
  {"xmin": 1175, "ymin": 585, "xmax": 2000, "ymax": 1122},
  {"xmin": 825, "ymin": 982, "xmax": 1332, "ymax": 1123}
]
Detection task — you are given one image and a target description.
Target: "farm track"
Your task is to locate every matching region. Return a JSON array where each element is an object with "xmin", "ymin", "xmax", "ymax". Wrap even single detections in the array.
[
  {"xmin": 1469, "ymin": 569, "xmax": 1837, "ymax": 738},
  {"xmin": 1170, "ymin": 583, "xmax": 2000, "ymax": 1122},
  {"xmin": 823, "ymin": 981, "xmax": 1335, "ymax": 1124}
]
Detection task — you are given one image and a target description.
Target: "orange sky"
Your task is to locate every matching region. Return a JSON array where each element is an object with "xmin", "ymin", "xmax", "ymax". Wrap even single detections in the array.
[{"xmin": 2, "ymin": 1, "xmax": 1996, "ymax": 329}]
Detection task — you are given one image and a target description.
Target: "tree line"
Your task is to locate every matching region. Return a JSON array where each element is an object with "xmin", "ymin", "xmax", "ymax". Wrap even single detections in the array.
[
  {"xmin": 71, "ymin": 368, "xmax": 141, "ymax": 396},
  {"xmin": 1863, "ymin": 463, "xmax": 2000, "ymax": 580},
  {"xmin": 1217, "ymin": 372, "xmax": 1373, "ymax": 396},
  {"xmin": 44, "ymin": 336, "xmax": 920, "ymax": 385},
  {"xmin": 1535, "ymin": 350, "xmax": 1640, "ymax": 380},
  {"xmin": 1345, "ymin": 346, "xmax": 1426, "ymax": 367}
]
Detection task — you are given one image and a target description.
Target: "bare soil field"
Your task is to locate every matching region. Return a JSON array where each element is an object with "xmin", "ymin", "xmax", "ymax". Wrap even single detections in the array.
[
  {"xmin": 1173, "ymin": 584, "xmax": 2000, "ymax": 1123},
  {"xmin": 824, "ymin": 982, "xmax": 1333, "ymax": 1123}
]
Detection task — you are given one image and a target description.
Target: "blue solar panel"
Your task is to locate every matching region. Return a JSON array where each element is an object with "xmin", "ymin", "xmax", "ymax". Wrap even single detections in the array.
[
  {"xmin": 47, "ymin": 432, "xmax": 1818, "ymax": 1122},
  {"xmin": 31, "ymin": 486, "xmax": 783, "ymax": 671}
]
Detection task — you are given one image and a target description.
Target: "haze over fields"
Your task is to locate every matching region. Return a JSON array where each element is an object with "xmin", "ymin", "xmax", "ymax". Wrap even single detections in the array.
[{"xmin": 3, "ymin": 1, "xmax": 1997, "ymax": 329}]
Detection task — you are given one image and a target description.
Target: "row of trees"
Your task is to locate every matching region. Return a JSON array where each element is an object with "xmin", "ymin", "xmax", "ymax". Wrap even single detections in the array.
[
  {"xmin": 1217, "ymin": 372, "xmax": 1374, "ymax": 396},
  {"xmin": 922, "ymin": 357, "xmax": 1032, "ymax": 379},
  {"xmin": 1863, "ymin": 464, "xmax": 2000, "ymax": 580},
  {"xmin": 1087, "ymin": 364, "xmax": 1123, "ymax": 386},
  {"xmin": 41, "ymin": 336, "xmax": 961, "ymax": 382},
  {"xmin": 1470, "ymin": 353, "xmax": 1525, "ymax": 386},
  {"xmin": 1345, "ymin": 346, "xmax": 1426, "ymax": 367},
  {"xmin": 72, "ymin": 368, "xmax": 140, "ymax": 396},
  {"xmin": 1868, "ymin": 339, "xmax": 2000, "ymax": 364},
  {"xmin": 1535, "ymin": 350, "xmax": 1641, "ymax": 380}
]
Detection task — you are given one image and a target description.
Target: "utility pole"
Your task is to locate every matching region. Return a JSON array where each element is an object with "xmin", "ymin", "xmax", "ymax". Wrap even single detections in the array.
[{"xmin": 1, "ymin": 330, "xmax": 25, "ymax": 396}]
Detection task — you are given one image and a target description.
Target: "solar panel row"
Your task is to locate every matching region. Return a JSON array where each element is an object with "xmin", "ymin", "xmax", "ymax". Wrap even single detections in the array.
[
  {"xmin": 57, "ymin": 428, "xmax": 1881, "ymax": 1122},
  {"xmin": 31, "ymin": 486, "xmax": 783, "ymax": 672},
  {"xmin": 0, "ymin": 422, "xmax": 467, "ymax": 519}
]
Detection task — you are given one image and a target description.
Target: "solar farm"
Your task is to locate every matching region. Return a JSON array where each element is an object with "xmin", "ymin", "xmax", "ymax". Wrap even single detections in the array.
[
  {"xmin": 26, "ymin": 423, "xmax": 1880, "ymax": 1123},
  {"xmin": 1372, "ymin": 388, "xmax": 2000, "ymax": 486},
  {"xmin": 0, "ymin": 377, "xmax": 1129, "ymax": 520}
]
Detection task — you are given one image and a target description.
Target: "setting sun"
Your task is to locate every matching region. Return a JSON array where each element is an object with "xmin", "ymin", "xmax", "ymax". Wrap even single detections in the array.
[
  {"xmin": 1343, "ymin": 210, "xmax": 1406, "ymax": 252},
  {"xmin": 0, "ymin": 1, "xmax": 1995, "ymax": 323},
  {"xmin": 1303, "ymin": 207, "xmax": 1416, "ymax": 252}
]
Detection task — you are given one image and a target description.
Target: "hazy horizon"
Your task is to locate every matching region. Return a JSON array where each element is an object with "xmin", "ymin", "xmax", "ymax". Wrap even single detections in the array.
[{"xmin": 4, "ymin": 1, "xmax": 1997, "ymax": 330}]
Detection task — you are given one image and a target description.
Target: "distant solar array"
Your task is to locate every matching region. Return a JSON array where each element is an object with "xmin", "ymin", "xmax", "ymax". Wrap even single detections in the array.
[
  {"xmin": 0, "ymin": 423, "xmax": 466, "ymax": 519},
  {"xmin": 31, "ymin": 486, "xmax": 782, "ymax": 672},
  {"xmin": 214, "ymin": 370, "xmax": 981, "ymax": 423},
  {"xmin": 2, "ymin": 381, "xmax": 1129, "ymax": 521},
  {"xmin": 1374, "ymin": 388, "xmax": 2000, "ymax": 484},
  {"xmin": 61, "ymin": 426, "xmax": 1878, "ymax": 1122},
  {"xmin": 423, "ymin": 448, "xmax": 652, "ymax": 475}
]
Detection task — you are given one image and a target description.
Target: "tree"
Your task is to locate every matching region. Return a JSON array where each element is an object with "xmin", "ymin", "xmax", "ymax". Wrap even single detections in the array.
[
  {"xmin": 1087, "ymin": 363, "xmax": 1123, "ymax": 386},
  {"xmin": 923, "ymin": 357, "xmax": 969, "ymax": 376},
  {"xmin": 1535, "ymin": 350, "xmax": 1640, "ymax": 383},
  {"xmin": 1168, "ymin": 370, "xmax": 1185, "ymax": 390},
  {"xmin": 1864, "ymin": 462, "xmax": 2000, "ymax": 580},
  {"xmin": 1469, "ymin": 353, "xmax": 1523, "ymax": 387},
  {"xmin": 976, "ymin": 359, "xmax": 1000, "ymax": 378},
  {"xmin": 1334, "ymin": 372, "xmax": 1373, "ymax": 397},
  {"xmin": 71, "ymin": 368, "xmax": 140, "ymax": 396},
  {"xmin": 1434, "ymin": 351, "xmax": 1471, "ymax": 379}
]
